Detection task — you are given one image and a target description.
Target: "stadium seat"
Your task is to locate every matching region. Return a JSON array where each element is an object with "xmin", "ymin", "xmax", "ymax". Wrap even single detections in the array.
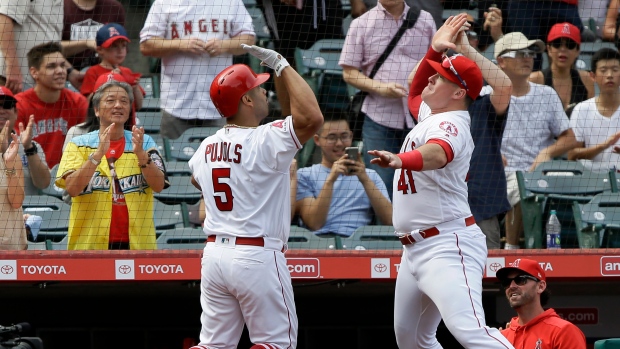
[
  {"xmin": 140, "ymin": 97, "xmax": 161, "ymax": 112},
  {"xmin": 137, "ymin": 111, "xmax": 163, "ymax": 134},
  {"xmin": 145, "ymin": 133, "xmax": 167, "ymax": 157},
  {"xmin": 165, "ymin": 161, "xmax": 192, "ymax": 176},
  {"xmin": 342, "ymin": 225, "xmax": 402, "ymax": 250},
  {"xmin": 574, "ymin": 42, "xmax": 617, "ymax": 71},
  {"xmin": 516, "ymin": 160, "xmax": 614, "ymax": 248},
  {"xmin": 155, "ymin": 175, "xmax": 202, "ymax": 205},
  {"xmin": 157, "ymin": 227, "xmax": 206, "ymax": 250},
  {"xmin": 153, "ymin": 200, "xmax": 185, "ymax": 230},
  {"xmin": 573, "ymin": 193, "xmax": 620, "ymax": 248},
  {"xmin": 287, "ymin": 226, "xmax": 338, "ymax": 250},
  {"xmin": 166, "ymin": 127, "xmax": 219, "ymax": 162},
  {"xmin": 27, "ymin": 241, "xmax": 48, "ymax": 250},
  {"xmin": 595, "ymin": 339, "xmax": 620, "ymax": 349},
  {"xmin": 39, "ymin": 164, "xmax": 64, "ymax": 199},
  {"xmin": 294, "ymin": 39, "xmax": 353, "ymax": 111}
]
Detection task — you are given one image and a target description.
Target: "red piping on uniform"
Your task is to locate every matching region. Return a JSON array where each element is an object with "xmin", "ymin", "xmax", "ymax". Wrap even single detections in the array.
[
  {"xmin": 454, "ymin": 233, "xmax": 512, "ymax": 349},
  {"xmin": 427, "ymin": 139, "xmax": 454, "ymax": 163},
  {"xmin": 273, "ymin": 252, "xmax": 295, "ymax": 349}
]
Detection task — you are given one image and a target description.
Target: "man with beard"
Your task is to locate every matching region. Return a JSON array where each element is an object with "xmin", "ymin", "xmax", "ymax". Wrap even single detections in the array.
[{"xmin": 496, "ymin": 258, "xmax": 586, "ymax": 349}]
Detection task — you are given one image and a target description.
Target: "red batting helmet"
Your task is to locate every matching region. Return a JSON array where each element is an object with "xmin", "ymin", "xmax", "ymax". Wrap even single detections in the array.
[{"xmin": 210, "ymin": 64, "xmax": 270, "ymax": 118}]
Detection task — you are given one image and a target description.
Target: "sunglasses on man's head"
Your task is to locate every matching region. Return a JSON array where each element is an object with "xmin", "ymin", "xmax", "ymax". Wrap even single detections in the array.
[
  {"xmin": 0, "ymin": 99, "xmax": 16, "ymax": 110},
  {"xmin": 500, "ymin": 274, "xmax": 539, "ymax": 288},
  {"xmin": 549, "ymin": 39, "xmax": 579, "ymax": 50},
  {"xmin": 441, "ymin": 54, "xmax": 469, "ymax": 91}
]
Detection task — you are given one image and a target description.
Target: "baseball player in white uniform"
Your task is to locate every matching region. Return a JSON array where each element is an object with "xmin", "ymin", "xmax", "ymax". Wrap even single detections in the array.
[
  {"xmin": 188, "ymin": 45, "xmax": 323, "ymax": 349},
  {"xmin": 369, "ymin": 15, "xmax": 514, "ymax": 349}
]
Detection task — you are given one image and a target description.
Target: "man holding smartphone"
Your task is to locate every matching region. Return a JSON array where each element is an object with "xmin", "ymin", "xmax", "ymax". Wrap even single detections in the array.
[{"xmin": 293, "ymin": 110, "xmax": 393, "ymax": 237}]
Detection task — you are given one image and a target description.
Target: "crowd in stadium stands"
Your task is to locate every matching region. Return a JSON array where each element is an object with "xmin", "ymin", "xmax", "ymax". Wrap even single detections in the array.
[{"xmin": 3, "ymin": 0, "xmax": 620, "ymax": 250}]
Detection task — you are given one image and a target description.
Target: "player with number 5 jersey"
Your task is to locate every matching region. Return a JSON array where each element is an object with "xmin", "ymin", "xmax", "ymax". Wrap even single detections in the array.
[
  {"xmin": 369, "ymin": 14, "xmax": 514, "ymax": 349},
  {"xmin": 187, "ymin": 45, "xmax": 323, "ymax": 349}
]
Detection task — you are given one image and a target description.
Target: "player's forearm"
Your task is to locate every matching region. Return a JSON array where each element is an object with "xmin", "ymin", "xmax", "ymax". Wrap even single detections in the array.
[
  {"xmin": 27, "ymin": 156, "xmax": 52, "ymax": 189},
  {"xmin": 281, "ymin": 67, "xmax": 323, "ymax": 142},
  {"xmin": 140, "ymin": 38, "xmax": 184, "ymax": 57},
  {"xmin": 221, "ymin": 34, "xmax": 255, "ymax": 55}
]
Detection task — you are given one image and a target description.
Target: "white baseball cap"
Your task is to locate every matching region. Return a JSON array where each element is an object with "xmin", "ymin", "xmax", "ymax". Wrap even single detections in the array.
[{"xmin": 494, "ymin": 32, "xmax": 545, "ymax": 59}]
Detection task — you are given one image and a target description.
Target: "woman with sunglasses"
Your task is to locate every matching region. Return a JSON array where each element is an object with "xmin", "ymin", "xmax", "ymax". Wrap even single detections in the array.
[{"xmin": 530, "ymin": 22, "xmax": 594, "ymax": 117}]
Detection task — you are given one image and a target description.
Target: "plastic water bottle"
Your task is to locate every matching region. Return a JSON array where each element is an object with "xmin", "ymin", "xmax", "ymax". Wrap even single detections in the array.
[{"xmin": 546, "ymin": 210, "xmax": 562, "ymax": 249}]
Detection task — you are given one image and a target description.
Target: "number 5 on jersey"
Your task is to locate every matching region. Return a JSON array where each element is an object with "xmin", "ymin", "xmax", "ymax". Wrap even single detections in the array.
[{"xmin": 212, "ymin": 168, "xmax": 233, "ymax": 211}]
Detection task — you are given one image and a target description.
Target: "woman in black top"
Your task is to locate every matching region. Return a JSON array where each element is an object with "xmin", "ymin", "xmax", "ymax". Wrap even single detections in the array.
[{"xmin": 530, "ymin": 22, "xmax": 594, "ymax": 117}]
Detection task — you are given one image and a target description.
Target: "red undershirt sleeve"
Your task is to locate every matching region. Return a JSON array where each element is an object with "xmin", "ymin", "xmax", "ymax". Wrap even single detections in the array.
[
  {"xmin": 427, "ymin": 138, "xmax": 454, "ymax": 164},
  {"xmin": 408, "ymin": 47, "xmax": 443, "ymax": 121}
]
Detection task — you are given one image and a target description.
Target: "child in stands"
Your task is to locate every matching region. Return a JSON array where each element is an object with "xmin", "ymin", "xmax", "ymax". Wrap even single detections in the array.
[{"xmin": 80, "ymin": 23, "xmax": 144, "ymax": 111}]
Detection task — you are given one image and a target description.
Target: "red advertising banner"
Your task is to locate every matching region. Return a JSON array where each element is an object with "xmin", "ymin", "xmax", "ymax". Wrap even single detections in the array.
[{"xmin": 0, "ymin": 249, "xmax": 619, "ymax": 282}]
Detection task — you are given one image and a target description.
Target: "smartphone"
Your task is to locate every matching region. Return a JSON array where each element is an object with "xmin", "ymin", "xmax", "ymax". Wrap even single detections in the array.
[{"xmin": 345, "ymin": 146, "xmax": 359, "ymax": 161}]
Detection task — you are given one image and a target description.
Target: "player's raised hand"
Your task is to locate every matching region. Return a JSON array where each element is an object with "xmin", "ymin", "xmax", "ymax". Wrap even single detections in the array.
[
  {"xmin": 241, "ymin": 44, "xmax": 290, "ymax": 76},
  {"xmin": 368, "ymin": 150, "xmax": 402, "ymax": 169},
  {"xmin": 431, "ymin": 13, "xmax": 470, "ymax": 53}
]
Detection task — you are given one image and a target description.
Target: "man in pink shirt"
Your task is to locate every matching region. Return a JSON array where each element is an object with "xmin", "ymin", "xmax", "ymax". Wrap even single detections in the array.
[{"xmin": 339, "ymin": 0, "xmax": 435, "ymax": 198}]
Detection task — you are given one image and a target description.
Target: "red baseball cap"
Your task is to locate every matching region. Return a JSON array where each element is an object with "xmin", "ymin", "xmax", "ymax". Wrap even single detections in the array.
[
  {"xmin": 547, "ymin": 22, "xmax": 581, "ymax": 45},
  {"xmin": 496, "ymin": 258, "xmax": 546, "ymax": 282},
  {"xmin": 93, "ymin": 73, "xmax": 128, "ymax": 92},
  {"xmin": 0, "ymin": 86, "xmax": 17, "ymax": 103},
  {"xmin": 427, "ymin": 54, "xmax": 483, "ymax": 100}
]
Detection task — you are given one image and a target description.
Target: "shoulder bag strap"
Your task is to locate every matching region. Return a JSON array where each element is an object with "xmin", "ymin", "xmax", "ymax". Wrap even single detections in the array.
[{"xmin": 367, "ymin": 7, "xmax": 421, "ymax": 80}]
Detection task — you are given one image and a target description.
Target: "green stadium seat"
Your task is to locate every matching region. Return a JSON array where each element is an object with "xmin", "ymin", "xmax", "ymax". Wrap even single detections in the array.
[
  {"xmin": 516, "ymin": 160, "xmax": 614, "ymax": 248},
  {"xmin": 153, "ymin": 200, "xmax": 185, "ymax": 230},
  {"xmin": 157, "ymin": 227, "xmax": 206, "ymax": 250},
  {"xmin": 342, "ymin": 225, "xmax": 402, "ymax": 250},
  {"xmin": 294, "ymin": 39, "xmax": 353, "ymax": 111},
  {"xmin": 166, "ymin": 127, "xmax": 219, "ymax": 162},
  {"xmin": 595, "ymin": 339, "xmax": 620, "ymax": 349},
  {"xmin": 287, "ymin": 226, "xmax": 338, "ymax": 250},
  {"xmin": 39, "ymin": 164, "xmax": 64, "ymax": 199},
  {"xmin": 573, "ymin": 193, "xmax": 620, "ymax": 248},
  {"xmin": 137, "ymin": 111, "xmax": 163, "ymax": 134}
]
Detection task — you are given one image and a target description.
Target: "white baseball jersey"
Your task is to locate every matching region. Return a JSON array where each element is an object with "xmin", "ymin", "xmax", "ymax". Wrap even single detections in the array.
[
  {"xmin": 140, "ymin": 0, "xmax": 255, "ymax": 120},
  {"xmin": 188, "ymin": 116, "xmax": 301, "ymax": 243},
  {"xmin": 393, "ymin": 101, "xmax": 474, "ymax": 232},
  {"xmin": 570, "ymin": 98, "xmax": 620, "ymax": 172}
]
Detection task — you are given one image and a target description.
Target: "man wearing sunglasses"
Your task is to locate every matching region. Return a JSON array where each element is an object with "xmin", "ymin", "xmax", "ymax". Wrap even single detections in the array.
[
  {"xmin": 369, "ymin": 14, "xmax": 514, "ymax": 349},
  {"xmin": 496, "ymin": 258, "xmax": 586, "ymax": 348},
  {"xmin": 491, "ymin": 32, "xmax": 580, "ymax": 250},
  {"xmin": 0, "ymin": 86, "xmax": 51, "ymax": 195}
]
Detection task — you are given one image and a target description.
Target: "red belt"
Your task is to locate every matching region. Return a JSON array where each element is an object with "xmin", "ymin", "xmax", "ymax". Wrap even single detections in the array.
[
  {"xmin": 399, "ymin": 216, "xmax": 476, "ymax": 246},
  {"xmin": 206, "ymin": 235, "xmax": 285, "ymax": 252},
  {"xmin": 207, "ymin": 235, "xmax": 265, "ymax": 247}
]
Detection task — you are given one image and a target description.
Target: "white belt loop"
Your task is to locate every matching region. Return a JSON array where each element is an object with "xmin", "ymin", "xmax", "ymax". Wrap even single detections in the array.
[{"xmin": 410, "ymin": 230, "xmax": 424, "ymax": 243}]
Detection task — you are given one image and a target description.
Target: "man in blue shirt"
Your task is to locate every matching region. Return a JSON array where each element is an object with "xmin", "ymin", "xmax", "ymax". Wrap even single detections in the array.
[{"xmin": 294, "ymin": 112, "xmax": 392, "ymax": 237}]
